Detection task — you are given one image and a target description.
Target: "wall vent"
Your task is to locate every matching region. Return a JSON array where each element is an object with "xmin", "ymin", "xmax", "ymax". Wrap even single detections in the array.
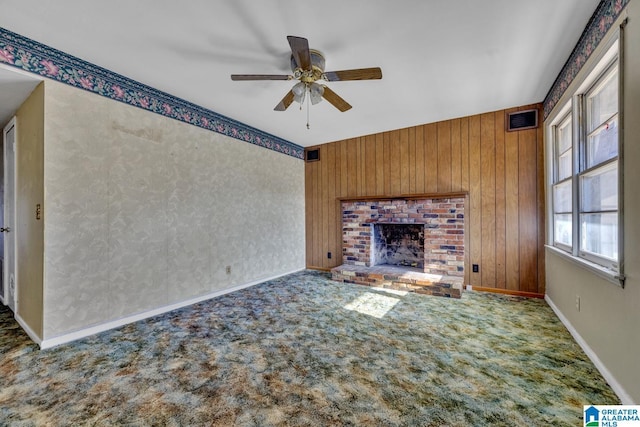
[
  {"xmin": 306, "ymin": 149, "xmax": 320, "ymax": 162},
  {"xmin": 506, "ymin": 109, "xmax": 538, "ymax": 132}
]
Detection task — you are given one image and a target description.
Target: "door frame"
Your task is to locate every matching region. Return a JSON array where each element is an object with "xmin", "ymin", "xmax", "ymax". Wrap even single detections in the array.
[{"xmin": 2, "ymin": 117, "xmax": 17, "ymax": 312}]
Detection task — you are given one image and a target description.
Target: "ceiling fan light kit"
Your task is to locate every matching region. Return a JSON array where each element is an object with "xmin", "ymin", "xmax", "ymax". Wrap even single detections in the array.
[
  {"xmin": 231, "ymin": 36, "xmax": 382, "ymax": 127},
  {"xmin": 309, "ymin": 83, "xmax": 324, "ymax": 105}
]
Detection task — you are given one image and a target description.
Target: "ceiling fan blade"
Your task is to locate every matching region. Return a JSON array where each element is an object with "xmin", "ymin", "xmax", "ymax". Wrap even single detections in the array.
[
  {"xmin": 231, "ymin": 74, "xmax": 292, "ymax": 81},
  {"xmin": 321, "ymin": 86, "xmax": 352, "ymax": 112},
  {"xmin": 274, "ymin": 90, "xmax": 295, "ymax": 111},
  {"xmin": 323, "ymin": 67, "xmax": 383, "ymax": 81},
  {"xmin": 287, "ymin": 36, "xmax": 311, "ymax": 71}
]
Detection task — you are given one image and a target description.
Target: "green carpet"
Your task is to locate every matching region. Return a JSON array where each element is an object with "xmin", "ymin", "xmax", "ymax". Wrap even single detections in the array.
[{"xmin": 0, "ymin": 270, "xmax": 618, "ymax": 426}]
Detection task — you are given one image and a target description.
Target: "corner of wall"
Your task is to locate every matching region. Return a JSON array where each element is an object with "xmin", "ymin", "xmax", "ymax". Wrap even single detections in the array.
[{"xmin": 14, "ymin": 80, "xmax": 45, "ymax": 340}]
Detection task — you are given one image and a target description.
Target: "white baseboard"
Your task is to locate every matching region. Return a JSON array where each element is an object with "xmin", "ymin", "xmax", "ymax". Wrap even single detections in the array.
[
  {"xmin": 40, "ymin": 268, "xmax": 304, "ymax": 350},
  {"xmin": 16, "ymin": 313, "xmax": 43, "ymax": 346},
  {"xmin": 545, "ymin": 294, "xmax": 634, "ymax": 404}
]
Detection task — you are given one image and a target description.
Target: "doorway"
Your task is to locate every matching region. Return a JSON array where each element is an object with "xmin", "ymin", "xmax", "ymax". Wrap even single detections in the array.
[{"xmin": 2, "ymin": 118, "xmax": 16, "ymax": 312}]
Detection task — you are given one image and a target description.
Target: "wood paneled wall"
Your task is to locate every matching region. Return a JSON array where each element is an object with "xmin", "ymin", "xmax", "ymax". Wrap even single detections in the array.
[{"xmin": 305, "ymin": 104, "xmax": 546, "ymax": 294}]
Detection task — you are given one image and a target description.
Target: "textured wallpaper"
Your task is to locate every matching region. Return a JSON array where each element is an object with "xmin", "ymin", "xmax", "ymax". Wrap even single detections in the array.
[{"xmin": 42, "ymin": 80, "xmax": 305, "ymax": 338}]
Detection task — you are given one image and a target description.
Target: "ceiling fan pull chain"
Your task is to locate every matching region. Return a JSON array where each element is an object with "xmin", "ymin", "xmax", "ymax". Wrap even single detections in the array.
[{"xmin": 306, "ymin": 88, "xmax": 311, "ymax": 129}]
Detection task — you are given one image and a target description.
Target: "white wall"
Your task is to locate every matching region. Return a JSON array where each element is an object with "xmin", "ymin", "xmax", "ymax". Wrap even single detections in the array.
[
  {"xmin": 42, "ymin": 80, "xmax": 305, "ymax": 339},
  {"xmin": 545, "ymin": 1, "xmax": 640, "ymax": 404}
]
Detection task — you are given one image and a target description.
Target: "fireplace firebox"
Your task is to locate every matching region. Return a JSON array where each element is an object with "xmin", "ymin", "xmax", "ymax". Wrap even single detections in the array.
[{"xmin": 372, "ymin": 223, "xmax": 425, "ymax": 269}]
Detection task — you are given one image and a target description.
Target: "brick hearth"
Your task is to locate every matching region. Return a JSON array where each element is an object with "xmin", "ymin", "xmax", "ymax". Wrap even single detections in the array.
[{"xmin": 331, "ymin": 264, "xmax": 463, "ymax": 298}]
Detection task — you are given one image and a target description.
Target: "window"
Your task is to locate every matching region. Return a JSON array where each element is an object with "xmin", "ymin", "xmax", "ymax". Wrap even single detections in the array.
[
  {"xmin": 580, "ymin": 62, "xmax": 619, "ymax": 269},
  {"xmin": 552, "ymin": 112, "xmax": 573, "ymax": 250},
  {"xmin": 548, "ymin": 41, "xmax": 622, "ymax": 280}
]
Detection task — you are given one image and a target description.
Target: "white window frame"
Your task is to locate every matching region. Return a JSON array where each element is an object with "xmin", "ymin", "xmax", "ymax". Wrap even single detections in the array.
[
  {"xmin": 578, "ymin": 61, "xmax": 619, "ymax": 269},
  {"xmin": 551, "ymin": 109, "xmax": 573, "ymax": 252},
  {"xmin": 546, "ymin": 36, "xmax": 625, "ymax": 287}
]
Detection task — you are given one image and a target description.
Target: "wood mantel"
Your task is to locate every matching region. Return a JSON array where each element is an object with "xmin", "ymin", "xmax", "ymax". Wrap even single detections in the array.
[{"xmin": 337, "ymin": 191, "xmax": 468, "ymax": 202}]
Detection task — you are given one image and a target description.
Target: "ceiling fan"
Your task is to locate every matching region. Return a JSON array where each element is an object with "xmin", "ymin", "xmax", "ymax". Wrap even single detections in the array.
[{"xmin": 231, "ymin": 36, "xmax": 382, "ymax": 113}]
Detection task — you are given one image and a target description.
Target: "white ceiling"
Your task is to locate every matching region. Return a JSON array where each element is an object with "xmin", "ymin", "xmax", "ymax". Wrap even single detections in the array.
[
  {"xmin": 0, "ymin": 66, "xmax": 41, "ymax": 128},
  {"xmin": 0, "ymin": 0, "xmax": 599, "ymax": 147}
]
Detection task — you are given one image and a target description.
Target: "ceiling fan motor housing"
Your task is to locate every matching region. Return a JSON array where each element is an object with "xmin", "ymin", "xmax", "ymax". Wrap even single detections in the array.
[{"xmin": 291, "ymin": 49, "xmax": 325, "ymax": 82}]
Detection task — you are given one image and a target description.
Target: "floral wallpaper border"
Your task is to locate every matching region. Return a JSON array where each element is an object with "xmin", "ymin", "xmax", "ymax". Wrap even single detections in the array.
[
  {"xmin": 0, "ymin": 27, "xmax": 304, "ymax": 159},
  {"xmin": 543, "ymin": 0, "xmax": 628, "ymax": 119}
]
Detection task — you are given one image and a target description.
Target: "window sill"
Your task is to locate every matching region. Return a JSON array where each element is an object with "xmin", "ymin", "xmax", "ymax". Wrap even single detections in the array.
[{"xmin": 545, "ymin": 245, "xmax": 625, "ymax": 288}]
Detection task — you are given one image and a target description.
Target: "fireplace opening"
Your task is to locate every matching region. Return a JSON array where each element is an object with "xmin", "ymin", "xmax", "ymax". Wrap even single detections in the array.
[{"xmin": 372, "ymin": 223, "xmax": 425, "ymax": 269}]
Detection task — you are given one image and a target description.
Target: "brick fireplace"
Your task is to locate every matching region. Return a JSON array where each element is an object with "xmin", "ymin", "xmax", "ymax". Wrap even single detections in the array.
[{"xmin": 332, "ymin": 195, "xmax": 466, "ymax": 298}]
